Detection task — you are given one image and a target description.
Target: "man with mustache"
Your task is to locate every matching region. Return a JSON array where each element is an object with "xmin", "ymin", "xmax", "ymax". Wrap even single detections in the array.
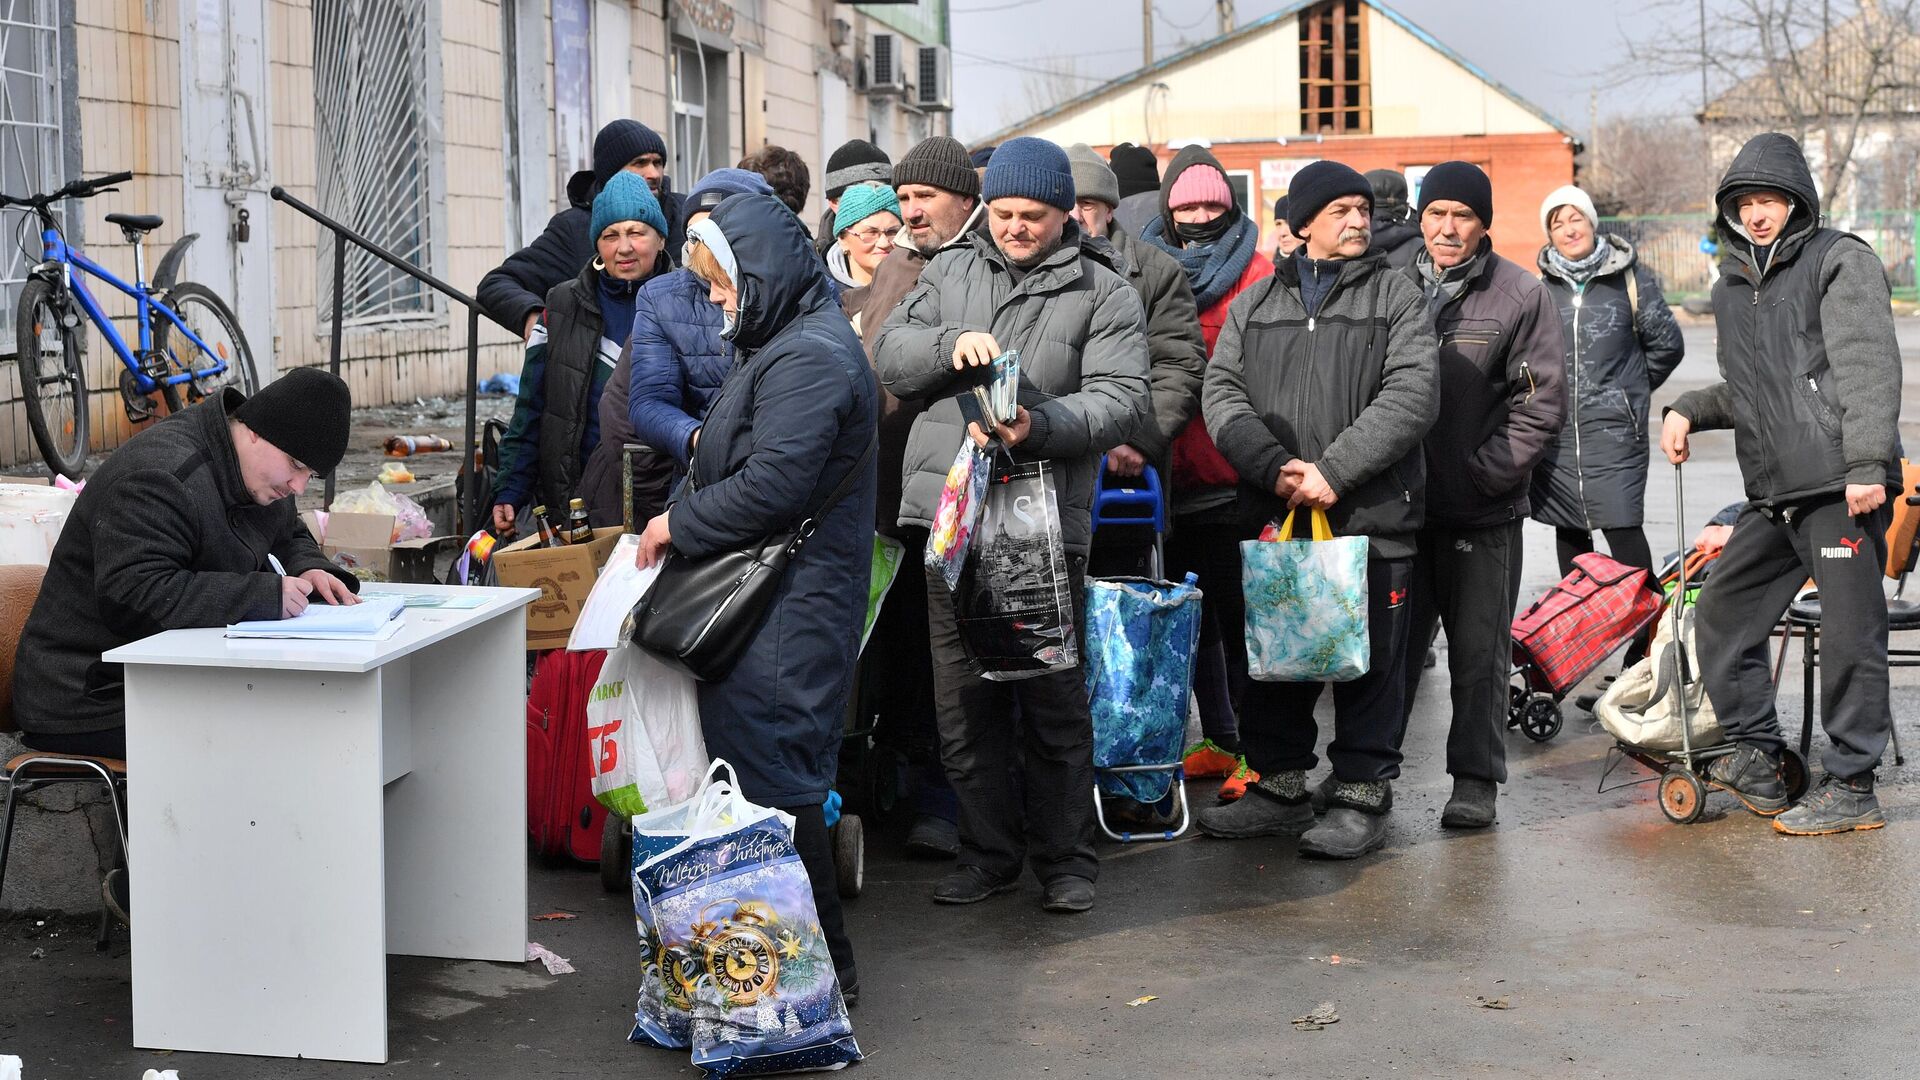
[
  {"xmin": 1394, "ymin": 161, "xmax": 1565, "ymax": 831},
  {"xmin": 1196, "ymin": 160, "xmax": 1438, "ymax": 859}
]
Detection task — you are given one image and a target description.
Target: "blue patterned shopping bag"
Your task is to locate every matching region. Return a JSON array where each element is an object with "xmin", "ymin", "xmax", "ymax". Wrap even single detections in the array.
[
  {"xmin": 1084, "ymin": 574, "xmax": 1202, "ymax": 801},
  {"xmin": 1242, "ymin": 508, "xmax": 1370, "ymax": 682}
]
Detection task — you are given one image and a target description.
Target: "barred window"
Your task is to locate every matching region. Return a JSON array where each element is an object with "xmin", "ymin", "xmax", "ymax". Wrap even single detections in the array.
[{"xmin": 0, "ymin": 0, "xmax": 64, "ymax": 352}]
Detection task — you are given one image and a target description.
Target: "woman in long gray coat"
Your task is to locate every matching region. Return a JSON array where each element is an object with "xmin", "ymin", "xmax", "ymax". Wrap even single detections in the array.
[{"xmin": 634, "ymin": 193, "xmax": 878, "ymax": 998}]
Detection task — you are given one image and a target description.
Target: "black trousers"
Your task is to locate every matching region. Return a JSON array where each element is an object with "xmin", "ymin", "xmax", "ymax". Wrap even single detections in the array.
[
  {"xmin": 1402, "ymin": 521, "xmax": 1525, "ymax": 783},
  {"xmin": 1556, "ymin": 525, "xmax": 1656, "ymax": 664},
  {"xmin": 863, "ymin": 527, "xmax": 956, "ymax": 821},
  {"xmin": 924, "ymin": 559, "xmax": 1097, "ymax": 884},
  {"xmin": 789, "ymin": 803, "xmax": 856, "ymax": 986},
  {"xmin": 1240, "ymin": 553, "xmax": 1414, "ymax": 784},
  {"xmin": 1697, "ymin": 497, "xmax": 1892, "ymax": 779},
  {"xmin": 22, "ymin": 728, "xmax": 126, "ymax": 758},
  {"xmin": 1163, "ymin": 517, "xmax": 1251, "ymax": 700}
]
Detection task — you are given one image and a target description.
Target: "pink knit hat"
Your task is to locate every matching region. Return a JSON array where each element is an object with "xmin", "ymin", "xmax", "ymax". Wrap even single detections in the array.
[{"xmin": 1167, "ymin": 163, "xmax": 1232, "ymax": 210}]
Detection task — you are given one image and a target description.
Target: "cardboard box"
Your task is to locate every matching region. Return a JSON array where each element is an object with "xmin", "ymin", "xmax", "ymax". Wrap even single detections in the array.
[
  {"xmin": 300, "ymin": 510, "xmax": 450, "ymax": 584},
  {"xmin": 491, "ymin": 526, "xmax": 628, "ymax": 649}
]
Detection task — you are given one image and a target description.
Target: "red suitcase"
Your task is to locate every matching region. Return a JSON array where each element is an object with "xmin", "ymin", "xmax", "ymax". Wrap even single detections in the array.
[
  {"xmin": 1512, "ymin": 552, "xmax": 1662, "ymax": 695},
  {"xmin": 526, "ymin": 648, "xmax": 609, "ymax": 863}
]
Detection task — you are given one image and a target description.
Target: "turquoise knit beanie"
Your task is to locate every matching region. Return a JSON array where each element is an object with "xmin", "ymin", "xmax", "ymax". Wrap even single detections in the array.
[
  {"xmin": 833, "ymin": 182, "xmax": 902, "ymax": 235},
  {"xmin": 590, "ymin": 171, "xmax": 668, "ymax": 244}
]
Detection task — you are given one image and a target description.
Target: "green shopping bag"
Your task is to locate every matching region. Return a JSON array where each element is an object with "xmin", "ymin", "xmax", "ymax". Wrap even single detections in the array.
[{"xmin": 1241, "ymin": 507, "xmax": 1370, "ymax": 682}]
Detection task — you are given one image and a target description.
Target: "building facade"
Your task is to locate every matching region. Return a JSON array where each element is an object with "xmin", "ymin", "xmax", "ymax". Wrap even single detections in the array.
[{"xmin": 0, "ymin": 0, "xmax": 951, "ymax": 469}]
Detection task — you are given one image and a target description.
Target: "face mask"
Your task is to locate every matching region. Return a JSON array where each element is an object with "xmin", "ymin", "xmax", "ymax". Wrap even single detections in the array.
[{"xmin": 1174, "ymin": 211, "xmax": 1235, "ymax": 246}]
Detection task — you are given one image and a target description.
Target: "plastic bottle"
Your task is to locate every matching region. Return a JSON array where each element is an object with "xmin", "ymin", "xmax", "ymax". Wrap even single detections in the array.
[
  {"xmin": 531, "ymin": 505, "xmax": 565, "ymax": 547},
  {"xmin": 384, "ymin": 434, "xmax": 453, "ymax": 456},
  {"xmin": 566, "ymin": 498, "xmax": 594, "ymax": 544}
]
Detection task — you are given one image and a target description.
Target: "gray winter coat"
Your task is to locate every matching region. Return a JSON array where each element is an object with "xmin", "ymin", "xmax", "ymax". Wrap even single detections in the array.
[
  {"xmin": 1203, "ymin": 251, "xmax": 1439, "ymax": 558},
  {"xmin": 873, "ymin": 221, "xmax": 1152, "ymax": 556},
  {"xmin": 1668, "ymin": 132, "xmax": 1904, "ymax": 504},
  {"xmin": 1106, "ymin": 224, "xmax": 1206, "ymax": 460},
  {"xmin": 1532, "ymin": 238, "xmax": 1684, "ymax": 530},
  {"xmin": 12, "ymin": 390, "xmax": 359, "ymax": 737}
]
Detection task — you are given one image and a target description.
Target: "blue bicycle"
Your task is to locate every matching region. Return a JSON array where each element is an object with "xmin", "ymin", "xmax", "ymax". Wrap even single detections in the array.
[{"xmin": 7, "ymin": 170, "xmax": 257, "ymax": 478}]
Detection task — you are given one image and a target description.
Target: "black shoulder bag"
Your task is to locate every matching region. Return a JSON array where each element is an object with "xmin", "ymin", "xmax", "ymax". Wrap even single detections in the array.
[{"xmin": 629, "ymin": 440, "xmax": 874, "ymax": 682}]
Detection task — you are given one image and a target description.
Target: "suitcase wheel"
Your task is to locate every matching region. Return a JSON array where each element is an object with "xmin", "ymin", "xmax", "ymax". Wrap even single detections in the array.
[
  {"xmin": 1519, "ymin": 694, "xmax": 1563, "ymax": 743},
  {"xmin": 1658, "ymin": 768, "xmax": 1706, "ymax": 824},
  {"xmin": 833, "ymin": 815, "xmax": 865, "ymax": 899},
  {"xmin": 600, "ymin": 811, "xmax": 632, "ymax": 893}
]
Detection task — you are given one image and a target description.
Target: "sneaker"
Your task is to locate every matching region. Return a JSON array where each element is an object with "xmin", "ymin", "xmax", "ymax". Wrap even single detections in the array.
[
  {"xmin": 1298, "ymin": 780, "xmax": 1392, "ymax": 860},
  {"xmin": 1773, "ymin": 775, "xmax": 1886, "ymax": 835},
  {"xmin": 1705, "ymin": 743, "xmax": 1790, "ymax": 816},
  {"xmin": 930, "ymin": 866, "xmax": 1018, "ymax": 905},
  {"xmin": 1217, "ymin": 757, "xmax": 1259, "ymax": 801},
  {"xmin": 1308, "ymin": 773, "xmax": 1337, "ymax": 814},
  {"xmin": 1181, "ymin": 739, "xmax": 1238, "ymax": 779},
  {"xmin": 1196, "ymin": 780, "xmax": 1313, "ymax": 838},
  {"xmin": 1041, "ymin": 875, "xmax": 1095, "ymax": 913},
  {"xmin": 904, "ymin": 815, "xmax": 960, "ymax": 859},
  {"xmin": 1440, "ymin": 778, "xmax": 1498, "ymax": 829}
]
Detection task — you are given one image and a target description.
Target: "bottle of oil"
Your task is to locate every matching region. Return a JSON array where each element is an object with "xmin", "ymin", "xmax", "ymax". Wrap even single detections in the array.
[
  {"xmin": 566, "ymin": 498, "xmax": 594, "ymax": 545},
  {"xmin": 531, "ymin": 505, "xmax": 565, "ymax": 547}
]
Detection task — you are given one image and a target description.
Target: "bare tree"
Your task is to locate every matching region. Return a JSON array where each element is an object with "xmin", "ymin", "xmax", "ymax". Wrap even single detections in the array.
[
  {"xmin": 1581, "ymin": 115, "xmax": 1719, "ymax": 215},
  {"xmin": 1619, "ymin": 0, "xmax": 1920, "ymax": 199}
]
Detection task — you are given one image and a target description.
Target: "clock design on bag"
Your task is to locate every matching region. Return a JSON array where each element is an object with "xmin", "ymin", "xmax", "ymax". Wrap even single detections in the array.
[{"xmin": 695, "ymin": 899, "xmax": 782, "ymax": 1006}]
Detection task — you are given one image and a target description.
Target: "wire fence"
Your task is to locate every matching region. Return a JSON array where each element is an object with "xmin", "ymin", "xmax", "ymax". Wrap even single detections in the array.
[{"xmin": 1600, "ymin": 210, "xmax": 1920, "ymax": 301}]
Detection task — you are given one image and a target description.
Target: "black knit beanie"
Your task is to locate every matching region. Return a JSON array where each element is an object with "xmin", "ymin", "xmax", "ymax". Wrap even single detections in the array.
[
  {"xmin": 892, "ymin": 136, "xmax": 980, "ymax": 198},
  {"xmin": 824, "ymin": 139, "xmax": 891, "ymax": 199},
  {"xmin": 1285, "ymin": 160, "xmax": 1371, "ymax": 237},
  {"xmin": 1110, "ymin": 143, "xmax": 1161, "ymax": 201},
  {"xmin": 593, "ymin": 120, "xmax": 667, "ymax": 190},
  {"xmin": 969, "ymin": 145, "xmax": 997, "ymax": 169},
  {"xmin": 1416, "ymin": 160, "xmax": 1493, "ymax": 226},
  {"xmin": 234, "ymin": 367, "xmax": 352, "ymax": 474}
]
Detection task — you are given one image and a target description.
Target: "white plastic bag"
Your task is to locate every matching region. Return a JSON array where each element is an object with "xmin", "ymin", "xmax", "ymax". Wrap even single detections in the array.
[
  {"xmin": 588, "ymin": 644, "xmax": 708, "ymax": 818},
  {"xmin": 1596, "ymin": 605, "xmax": 1724, "ymax": 751},
  {"xmin": 2, "ymin": 1055, "xmax": 23, "ymax": 1080}
]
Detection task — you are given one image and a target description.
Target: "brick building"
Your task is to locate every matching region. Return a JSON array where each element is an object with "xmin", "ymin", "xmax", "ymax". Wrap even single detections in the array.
[
  {"xmin": 0, "ymin": 0, "xmax": 953, "ymax": 470},
  {"xmin": 976, "ymin": 0, "xmax": 1576, "ymax": 266}
]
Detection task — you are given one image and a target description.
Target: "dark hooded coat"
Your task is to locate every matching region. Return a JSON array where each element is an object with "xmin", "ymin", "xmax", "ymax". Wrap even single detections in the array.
[{"xmin": 665, "ymin": 194, "xmax": 879, "ymax": 808}]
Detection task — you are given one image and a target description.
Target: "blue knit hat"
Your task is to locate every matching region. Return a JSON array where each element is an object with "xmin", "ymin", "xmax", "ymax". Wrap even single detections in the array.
[
  {"xmin": 833, "ymin": 183, "xmax": 902, "ymax": 235},
  {"xmin": 981, "ymin": 137, "xmax": 1075, "ymax": 211},
  {"xmin": 590, "ymin": 171, "xmax": 668, "ymax": 243},
  {"xmin": 684, "ymin": 167, "xmax": 775, "ymax": 225}
]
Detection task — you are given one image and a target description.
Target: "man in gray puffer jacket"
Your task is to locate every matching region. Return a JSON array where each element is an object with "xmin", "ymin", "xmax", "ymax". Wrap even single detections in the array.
[
  {"xmin": 1663, "ymin": 132, "xmax": 1904, "ymax": 836},
  {"xmin": 1195, "ymin": 160, "xmax": 1438, "ymax": 860},
  {"xmin": 875, "ymin": 137, "xmax": 1151, "ymax": 915}
]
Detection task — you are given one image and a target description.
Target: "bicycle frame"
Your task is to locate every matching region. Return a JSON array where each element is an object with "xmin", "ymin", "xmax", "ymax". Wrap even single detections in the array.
[{"xmin": 35, "ymin": 223, "xmax": 228, "ymax": 394}]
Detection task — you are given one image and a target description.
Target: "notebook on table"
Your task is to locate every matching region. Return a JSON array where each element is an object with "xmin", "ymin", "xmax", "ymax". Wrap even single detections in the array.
[{"xmin": 225, "ymin": 594, "xmax": 407, "ymax": 640}]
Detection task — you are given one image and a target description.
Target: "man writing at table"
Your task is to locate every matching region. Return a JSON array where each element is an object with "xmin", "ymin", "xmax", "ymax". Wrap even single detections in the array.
[{"xmin": 12, "ymin": 367, "xmax": 360, "ymax": 762}]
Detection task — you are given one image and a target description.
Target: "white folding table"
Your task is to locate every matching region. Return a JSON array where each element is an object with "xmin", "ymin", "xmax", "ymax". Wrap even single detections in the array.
[{"xmin": 105, "ymin": 583, "xmax": 540, "ymax": 1063}]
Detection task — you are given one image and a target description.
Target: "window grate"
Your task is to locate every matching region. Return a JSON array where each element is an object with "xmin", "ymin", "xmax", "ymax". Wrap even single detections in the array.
[
  {"xmin": 1298, "ymin": 0, "xmax": 1370, "ymax": 135},
  {"xmin": 313, "ymin": 0, "xmax": 435, "ymax": 325},
  {"xmin": 0, "ymin": 0, "xmax": 62, "ymax": 353}
]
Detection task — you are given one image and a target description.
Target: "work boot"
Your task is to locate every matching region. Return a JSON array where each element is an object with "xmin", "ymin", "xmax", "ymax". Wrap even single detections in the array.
[
  {"xmin": 1440, "ymin": 777, "xmax": 1498, "ymax": 829},
  {"xmin": 1216, "ymin": 757, "xmax": 1259, "ymax": 801},
  {"xmin": 1196, "ymin": 771, "xmax": 1313, "ymax": 837},
  {"xmin": 1705, "ymin": 743, "xmax": 1790, "ymax": 816},
  {"xmin": 930, "ymin": 865, "xmax": 1018, "ymax": 905},
  {"xmin": 1040, "ymin": 875, "xmax": 1095, "ymax": 913},
  {"xmin": 904, "ymin": 814, "xmax": 960, "ymax": 859},
  {"xmin": 1773, "ymin": 774, "xmax": 1886, "ymax": 835},
  {"xmin": 1298, "ymin": 780, "xmax": 1392, "ymax": 859},
  {"xmin": 1308, "ymin": 773, "xmax": 1338, "ymax": 814}
]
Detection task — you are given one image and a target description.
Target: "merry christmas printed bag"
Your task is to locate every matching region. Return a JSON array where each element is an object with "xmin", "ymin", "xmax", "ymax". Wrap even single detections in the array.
[{"xmin": 632, "ymin": 776, "xmax": 860, "ymax": 1077}]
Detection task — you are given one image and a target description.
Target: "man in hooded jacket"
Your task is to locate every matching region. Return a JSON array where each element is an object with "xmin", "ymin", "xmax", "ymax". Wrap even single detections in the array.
[
  {"xmin": 1365, "ymin": 168, "xmax": 1423, "ymax": 268},
  {"xmin": 1662, "ymin": 132, "xmax": 1904, "ymax": 835}
]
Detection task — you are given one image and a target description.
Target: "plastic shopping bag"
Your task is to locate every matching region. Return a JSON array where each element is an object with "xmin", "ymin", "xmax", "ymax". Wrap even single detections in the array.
[
  {"xmin": 1596, "ymin": 601, "xmax": 1725, "ymax": 752},
  {"xmin": 861, "ymin": 535, "xmax": 905, "ymax": 655},
  {"xmin": 926, "ymin": 438, "xmax": 991, "ymax": 592},
  {"xmin": 631, "ymin": 762, "xmax": 861, "ymax": 1077},
  {"xmin": 1084, "ymin": 573, "xmax": 1203, "ymax": 801},
  {"xmin": 587, "ymin": 644, "xmax": 709, "ymax": 818},
  {"xmin": 953, "ymin": 459, "xmax": 1079, "ymax": 681},
  {"xmin": 1242, "ymin": 507, "xmax": 1370, "ymax": 682}
]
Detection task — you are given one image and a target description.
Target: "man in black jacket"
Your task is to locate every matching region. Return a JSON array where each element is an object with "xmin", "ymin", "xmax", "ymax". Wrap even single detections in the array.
[
  {"xmin": 1663, "ymin": 132, "xmax": 1904, "ymax": 835},
  {"xmin": 1396, "ymin": 162, "xmax": 1567, "ymax": 829},
  {"xmin": 477, "ymin": 120, "xmax": 685, "ymax": 337},
  {"xmin": 1365, "ymin": 169, "xmax": 1423, "ymax": 268},
  {"xmin": 12, "ymin": 369, "xmax": 360, "ymax": 759}
]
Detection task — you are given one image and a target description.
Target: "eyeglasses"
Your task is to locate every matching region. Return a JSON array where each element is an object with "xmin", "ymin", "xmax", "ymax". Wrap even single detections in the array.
[{"xmin": 847, "ymin": 225, "xmax": 901, "ymax": 246}]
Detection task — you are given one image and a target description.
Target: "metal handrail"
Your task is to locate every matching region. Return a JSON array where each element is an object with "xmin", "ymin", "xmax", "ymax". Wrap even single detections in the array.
[{"xmin": 268, "ymin": 185, "xmax": 485, "ymax": 534}]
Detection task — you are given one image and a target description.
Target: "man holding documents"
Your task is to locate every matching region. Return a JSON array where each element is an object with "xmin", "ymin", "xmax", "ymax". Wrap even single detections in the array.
[{"xmin": 12, "ymin": 368, "xmax": 359, "ymax": 760}]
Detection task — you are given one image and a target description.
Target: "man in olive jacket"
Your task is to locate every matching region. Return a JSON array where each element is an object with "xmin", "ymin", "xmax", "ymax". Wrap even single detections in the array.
[
  {"xmin": 874, "ymin": 137, "xmax": 1151, "ymax": 914},
  {"xmin": 1663, "ymin": 132, "xmax": 1904, "ymax": 835},
  {"xmin": 1398, "ymin": 161, "xmax": 1567, "ymax": 831},
  {"xmin": 1195, "ymin": 160, "xmax": 1438, "ymax": 860},
  {"xmin": 12, "ymin": 369, "xmax": 360, "ymax": 758}
]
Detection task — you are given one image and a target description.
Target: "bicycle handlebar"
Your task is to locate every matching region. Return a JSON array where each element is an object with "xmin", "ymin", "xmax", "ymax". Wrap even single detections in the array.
[{"xmin": 0, "ymin": 170, "xmax": 136, "ymax": 209}]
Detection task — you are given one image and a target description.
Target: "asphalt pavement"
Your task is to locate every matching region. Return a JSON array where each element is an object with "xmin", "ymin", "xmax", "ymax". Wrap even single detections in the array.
[{"xmin": 5, "ymin": 318, "xmax": 1920, "ymax": 1079}]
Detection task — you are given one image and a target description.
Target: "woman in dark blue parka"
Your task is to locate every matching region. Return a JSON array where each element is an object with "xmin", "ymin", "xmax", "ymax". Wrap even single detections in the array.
[{"xmin": 635, "ymin": 193, "xmax": 877, "ymax": 996}]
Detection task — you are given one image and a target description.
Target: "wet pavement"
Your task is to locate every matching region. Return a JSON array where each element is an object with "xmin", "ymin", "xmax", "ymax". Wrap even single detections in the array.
[{"xmin": 5, "ymin": 323, "xmax": 1920, "ymax": 1078}]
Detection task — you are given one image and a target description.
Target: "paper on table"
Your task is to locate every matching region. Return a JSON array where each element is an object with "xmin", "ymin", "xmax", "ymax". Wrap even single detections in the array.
[
  {"xmin": 568, "ymin": 533, "xmax": 659, "ymax": 651},
  {"xmin": 226, "ymin": 594, "xmax": 406, "ymax": 639}
]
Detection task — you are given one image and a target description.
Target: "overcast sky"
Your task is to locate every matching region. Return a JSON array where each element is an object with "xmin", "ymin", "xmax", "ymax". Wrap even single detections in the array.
[{"xmin": 950, "ymin": 0, "xmax": 1711, "ymax": 143}]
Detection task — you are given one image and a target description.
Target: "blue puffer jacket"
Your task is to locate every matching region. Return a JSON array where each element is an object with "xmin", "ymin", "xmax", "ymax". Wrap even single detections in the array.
[{"xmin": 627, "ymin": 268, "xmax": 732, "ymax": 466}]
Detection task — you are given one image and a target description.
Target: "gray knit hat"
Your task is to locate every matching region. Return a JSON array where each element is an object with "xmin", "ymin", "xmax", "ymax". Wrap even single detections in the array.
[
  {"xmin": 1066, "ymin": 143, "xmax": 1119, "ymax": 208},
  {"xmin": 892, "ymin": 136, "xmax": 980, "ymax": 199},
  {"xmin": 824, "ymin": 139, "xmax": 891, "ymax": 200}
]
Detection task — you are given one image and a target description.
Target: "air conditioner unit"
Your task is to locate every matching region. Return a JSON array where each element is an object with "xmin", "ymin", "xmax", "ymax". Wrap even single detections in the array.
[
  {"xmin": 915, "ymin": 44, "xmax": 952, "ymax": 111},
  {"xmin": 869, "ymin": 32, "xmax": 906, "ymax": 93}
]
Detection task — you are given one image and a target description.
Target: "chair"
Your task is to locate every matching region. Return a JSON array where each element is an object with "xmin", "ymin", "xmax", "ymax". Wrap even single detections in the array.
[
  {"xmin": 0, "ymin": 563, "xmax": 129, "ymax": 945},
  {"xmin": 1779, "ymin": 465, "xmax": 1920, "ymax": 767}
]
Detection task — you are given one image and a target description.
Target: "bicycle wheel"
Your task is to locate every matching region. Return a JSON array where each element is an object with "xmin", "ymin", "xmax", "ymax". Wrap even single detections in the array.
[
  {"xmin": 15, "ymin": 277, "xmax": 89, "ymax": 478},
  {"xmin": 154, "ymin": 281, "xmax": 258, "ymax": 409}
]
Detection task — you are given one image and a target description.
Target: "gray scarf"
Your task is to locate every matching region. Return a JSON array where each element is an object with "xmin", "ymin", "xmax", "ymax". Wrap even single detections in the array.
[
  {"xmin": 1417, "ymin": 247, "xmax": 1486, "ymax": 315},
  {"xmin": 1545, "ymin": 235, "xmax": 1613, "ymax": 285}
]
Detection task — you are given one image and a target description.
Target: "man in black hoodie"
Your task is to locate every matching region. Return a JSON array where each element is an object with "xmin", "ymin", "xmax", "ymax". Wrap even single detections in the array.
[
  {"xmin": 477, "ymin": 120, "xmax": 685, "ymax": 336},
  {"xmin": 1365, "ymin": 168, "xmax": 1423, "ymax": 268},
  {"xmin": 1663, "ymin": 132, "xmax": 1904, "ymax": 835}
]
